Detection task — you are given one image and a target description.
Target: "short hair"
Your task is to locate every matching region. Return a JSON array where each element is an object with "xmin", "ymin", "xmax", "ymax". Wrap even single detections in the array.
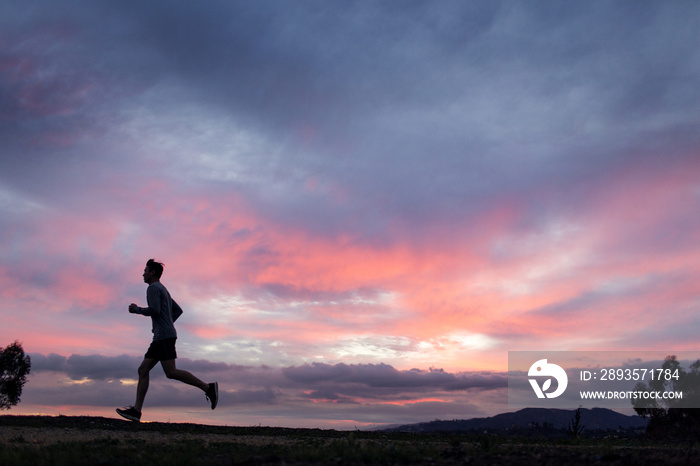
[{"xmin": 146, "ymin": 259, "xmax": 164, "ymax": 278}]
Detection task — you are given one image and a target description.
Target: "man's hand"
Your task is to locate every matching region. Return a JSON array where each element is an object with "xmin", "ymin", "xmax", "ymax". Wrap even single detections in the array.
[{"xmin": 128, "ymin": 303, "xmax": 139, "ymax": 313}]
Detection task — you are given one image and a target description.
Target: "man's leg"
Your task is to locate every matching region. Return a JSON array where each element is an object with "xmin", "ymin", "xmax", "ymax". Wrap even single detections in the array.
[
  {"xmin": 134, "ymin": 358, "xmax": 159, "ymax": 412},
  {"xmin": 160, "ymin": 359, "xmax": 209, "ymax": 391},
  {"xmin": 161, "ymin": 359, "xmax": 219, "ymax": 409}
]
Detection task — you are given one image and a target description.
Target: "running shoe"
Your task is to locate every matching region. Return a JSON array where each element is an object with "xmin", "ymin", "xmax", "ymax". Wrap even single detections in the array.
[
  {"xmin": 116, "ymin": 406, "xmax": 141, "ymax": 422},
  {"xmin": 206, "ymin": 382, "xmax": 219, "ymax": 410}
]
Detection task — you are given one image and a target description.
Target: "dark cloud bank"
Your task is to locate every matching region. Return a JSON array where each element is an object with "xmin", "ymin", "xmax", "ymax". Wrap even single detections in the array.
[{"xmin": 28, "ymin": 353, "xmax": 506, "ymax": 408}]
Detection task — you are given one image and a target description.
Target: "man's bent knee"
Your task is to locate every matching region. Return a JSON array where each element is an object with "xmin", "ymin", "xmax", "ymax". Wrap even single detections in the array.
[
  {"xmin": 138, "ymin": 359, "xmax": 158, "ymax": 378},
  {"xmin": 161, "ymin": 360, "xmax": 178, "ymax": 379}
]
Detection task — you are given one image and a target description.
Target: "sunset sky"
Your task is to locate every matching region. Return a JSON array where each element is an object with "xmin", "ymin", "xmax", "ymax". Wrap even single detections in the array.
[{"xmin": 2, "ymin": 1, "xmax": 699, "ymax": 428}]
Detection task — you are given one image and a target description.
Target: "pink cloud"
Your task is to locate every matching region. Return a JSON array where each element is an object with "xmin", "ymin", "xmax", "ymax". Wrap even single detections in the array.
[
  {"xmin": 119, "ymin": 152, "xmax": 698, "ymax": 362},
  {"xmin": 3, "ymin": 137, "xmax": 699, "ymax": 376}
]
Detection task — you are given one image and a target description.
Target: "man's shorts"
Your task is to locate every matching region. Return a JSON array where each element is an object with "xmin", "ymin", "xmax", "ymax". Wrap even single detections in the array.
[{"xmin": 144, "ymin": 337, "xmax": 177, "ymax": 361}]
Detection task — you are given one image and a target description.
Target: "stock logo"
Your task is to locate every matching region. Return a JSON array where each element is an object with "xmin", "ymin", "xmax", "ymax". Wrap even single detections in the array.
[{"xmin": 528, "ymin": 359, "xmax": 568, "ymax": 399}]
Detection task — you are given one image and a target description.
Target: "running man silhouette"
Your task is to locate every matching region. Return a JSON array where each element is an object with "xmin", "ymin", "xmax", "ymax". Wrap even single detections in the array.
[{"xmin": 117, "ymin": 259, "xmax": 218, "ymax": 422}]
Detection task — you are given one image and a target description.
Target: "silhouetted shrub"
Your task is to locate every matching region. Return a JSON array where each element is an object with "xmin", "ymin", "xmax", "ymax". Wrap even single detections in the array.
[
  {"xmin": 0, "ymin": 341, "xmax": 31, "ymax": 410},
  {"xmin": 632, "ymin": 355, "xmax": 700, "ymax": 438}
]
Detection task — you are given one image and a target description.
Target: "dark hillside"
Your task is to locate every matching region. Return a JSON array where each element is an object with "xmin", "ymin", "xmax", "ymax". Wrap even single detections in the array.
[{"xmin": 385, "ymin": 407, "xmax": 647, "ymax": 435}]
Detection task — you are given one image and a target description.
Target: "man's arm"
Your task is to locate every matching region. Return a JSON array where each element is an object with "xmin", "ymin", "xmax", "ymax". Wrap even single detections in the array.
[
  {"xmin": 172, "ymin": 300, "xmax": 183, "ymax": 322},
  {"xmin": 129, "ymin": 286, "xmax": 163, "ymax": 316},
  {"xmin": 129, "ymin": 303, "xmax": 154, "ymax": 316}
]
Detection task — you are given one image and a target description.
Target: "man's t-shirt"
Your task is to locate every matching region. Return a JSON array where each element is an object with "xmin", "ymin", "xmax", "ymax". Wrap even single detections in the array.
[{"xmin": 133, "ymin": 281, "xmax": 183, "ymax": 341}]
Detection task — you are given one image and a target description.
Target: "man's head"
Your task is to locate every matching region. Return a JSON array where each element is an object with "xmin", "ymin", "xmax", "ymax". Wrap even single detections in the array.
[{"xmin": 143, "ymin": 259, "xmax": 164, "ymax": 284}]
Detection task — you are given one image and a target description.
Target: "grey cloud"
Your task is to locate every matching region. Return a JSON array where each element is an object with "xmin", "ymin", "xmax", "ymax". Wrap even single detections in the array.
[
  {"xmin": 225, "ymin": 387, "xmax": 277, "ymax": 405},
  {"xmin": 3, "ymin": 0, "xmax": 700, "ymax": 240},
  {"xmin": 30, "ymin": 353, "xmax": 139, "ymax": 380},
  {"xmin": 30, "ymin": 353, "xmax": 255, "ymax": 381},
  {"xmin": 27, "ymin": 353, "xmax": 69, "ymax": 373},
  {"xmin": 282, "ymin": 362, "xmax": 506, "ymax": 392},
  {"xmin": 18, "ymin": 353, "xmax": 508, "ymax": 425},
  {"xmin": 302, "ymin": 389, "xmax": 351, "ymax": 403},
  {"xmin": 21, "ymin": 374, "xmax": 500, "ymax": 425},
  {"xmin": 28, "ymin": 354, "xmax": 505, "ymax": 406},
  {"xmin": 23, "ymin": 379, "xmax": 131, "ymax": 408},
  {"xmin": 531, "ymin": 270, "xmax": 693, "ymax": 320}
]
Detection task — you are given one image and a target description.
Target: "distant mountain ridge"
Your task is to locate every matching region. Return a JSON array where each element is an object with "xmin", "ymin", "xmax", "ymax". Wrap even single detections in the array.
[{"xmin": 384, "ymin": 408, "xmax": 647, "ymax": 433}]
